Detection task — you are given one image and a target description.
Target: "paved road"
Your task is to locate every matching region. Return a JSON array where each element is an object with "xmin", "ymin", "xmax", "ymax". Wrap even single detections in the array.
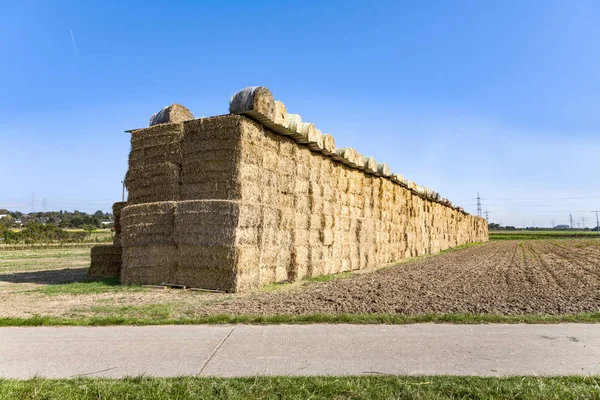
[{"xmin": 1, "ymin": 324, "xmax": 599, "ymax": 378}]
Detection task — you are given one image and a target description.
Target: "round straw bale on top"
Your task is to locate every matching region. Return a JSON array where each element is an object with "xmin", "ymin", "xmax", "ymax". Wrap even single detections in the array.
[
  {"xmin": 228, "ymin": 86, "xmax": 276, "ymax": 121},
  {"xmin": 300, "ymin": 122, "xmax": 320, "ymax": 144},
  {"xmin": 274, "ymin": 100, "xmax": 288, "ymax": 126},
  {"xmin": 391, "ymin": 173, "xmax": 403, "ymax": 183},
  {"xmin": 377, "ymin": 163, "xmax": 391, "ymax": 177},
  {"xmin": 321, "ymin": 134, "xmax": 336, "ymax": 154},
  {"xmin": 286, "ymin": 113, "xmax": 302, "ymax": 133},
  {"xmin": 149, "ymin": 104, "xmax": 194, "ymax": 126},
  {"xmin": 363, "ymin": 156, "xmax": 377, "ymax": 174}
]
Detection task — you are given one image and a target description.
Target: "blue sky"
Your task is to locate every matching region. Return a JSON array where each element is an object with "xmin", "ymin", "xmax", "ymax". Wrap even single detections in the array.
[{"xmin": 1, "ymin": 0, "xmax": 599, "ymax": 228}]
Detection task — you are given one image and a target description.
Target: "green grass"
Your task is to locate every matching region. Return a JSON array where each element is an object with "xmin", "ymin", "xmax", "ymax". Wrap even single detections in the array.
[
  {"xmin": 3, "ymin": 311, "xmax": 600, "ymax": 327},
  {"xmin": 490, "ymin": 230, "xmax": 600, "ymax": 241},
  {"xmin": 0, "ymin": 248, "xmax": 91, "ymax": 273},
  {"xmin": 305, "ymin": 271, "xmax": 353, "ymax": 283},
  {"xmin": 1, "ymin": 376, "xmax": 600, "ymax": 399},
  {"xmin": 35, "ymin": 278, "xmax": 146, "ymax": 296}
]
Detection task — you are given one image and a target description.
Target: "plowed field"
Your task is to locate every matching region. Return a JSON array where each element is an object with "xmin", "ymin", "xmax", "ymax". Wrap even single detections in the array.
[{"xmin": 197, "ymin": 239, "xmax": 600, "ymax": 316}]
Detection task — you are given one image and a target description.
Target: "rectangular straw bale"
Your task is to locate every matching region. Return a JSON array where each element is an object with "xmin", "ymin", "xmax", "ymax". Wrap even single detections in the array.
[
  {"xmin": 120, "ymin": 202, "xmax": 176, "ymax": 247},
  {"xmin": 125, "ymin": 162, "xmax": 180, "ymax": 204},
  {"xmin": 180, "ymin": 163, "xmax": 240, "ymax": 201},
  {"xmin": 121, "ymin": 244, "xmax": 178, "ymax": 285},
  {"xmin": 178, "ymin": 244, "xmax": 237, "ymax": 272},
  {"xmin": 175, "ymin": 200, "xmax": 239, "ymax": 246},
  {"xmin": 130, "ymin": 123, "xmax": 184, "ymax": 168},
  {"xmin": 88, "ymin": 245, "xmax": 122, "ymax": 278}
]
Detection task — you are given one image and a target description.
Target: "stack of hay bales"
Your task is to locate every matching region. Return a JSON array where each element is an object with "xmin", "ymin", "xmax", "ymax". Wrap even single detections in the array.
[
  {"xmin": 120, "ymin": 201, "xmax": 178, "ymax": 285},
  {"xmin": 116, "ymin": 85, "xmax": 487, "ymax": 292},
  {"xmin": 88, "ymin": 201, "xmax": 126, "ymax": 279},
  {"xmin": 180, "ymin": 117, "xmax": 243, "ymax": 201},
  {"xmin": 125, "ymin": 122, "xmax": 184, "ymax": 204}
]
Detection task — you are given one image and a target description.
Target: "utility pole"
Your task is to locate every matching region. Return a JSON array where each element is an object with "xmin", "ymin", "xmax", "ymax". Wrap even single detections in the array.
[
  {"xmin": 570, "ymin": 213, "xmax": 573, "ymax": 229},
  {"xmin": 551, "ymin": 220, "xmax": 555, "ymax": 229},
  {"xmin": 476, "ymin": 192, "xmax": 482, "ymax": 217},
  {"xmin": 581, "ymin": 217, "xmax": 587, "ymax": 229},
  {"xmin": 592, "ymin": 211, "xmax": 600, "ymax": 236},
  {"xmin": 484, "ymin": 209, "xmax": 490, "ymax": 221},
  {"xmin": 43, "ymin": 197, "xmax": 47, "ymax": 213}
]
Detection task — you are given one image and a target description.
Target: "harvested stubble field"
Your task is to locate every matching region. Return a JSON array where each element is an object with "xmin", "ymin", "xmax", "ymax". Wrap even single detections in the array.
[{"xmin": 0, "ymin": 239, "xmax": 599, "ymax": 323}]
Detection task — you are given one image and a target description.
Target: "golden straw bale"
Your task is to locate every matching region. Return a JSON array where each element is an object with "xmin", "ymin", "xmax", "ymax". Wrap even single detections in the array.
[
  {"xmin": 229, "ymin": 86, "xmax": 276, "ymax": 121},
  {"xmin": 149, "ymin": 104, "xmax": 194, "ymax": 126},
  {"xmin": 320, "ymin": 133, "xmax": 336, "ymax": 156},
  {"xmin": 335, "ymin": 147, "xmax": 361, "ymax": 168},
  {"xmin": 377, "ymin": 163, "xmax": 391, "ymax": 177},
  {"xmin": 274, "ymin": 100, "xmax": 288, "ymax": 127},
  {"xmin": 88, "ymin": 245, "xmax": 122, "ymax": 278},
  {"xmin": 125, "ymin": 162, "xmax": 180, "ymax": 204}
]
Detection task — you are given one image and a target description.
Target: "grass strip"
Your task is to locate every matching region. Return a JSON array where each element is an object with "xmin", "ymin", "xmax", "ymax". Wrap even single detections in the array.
[
  {"xmin": 1, "ymin": 376, "xmax": 599, "ymax": 399},
  {"xmin": 2, "ymin": 312, "xmax": 600, "ymax": 327}
]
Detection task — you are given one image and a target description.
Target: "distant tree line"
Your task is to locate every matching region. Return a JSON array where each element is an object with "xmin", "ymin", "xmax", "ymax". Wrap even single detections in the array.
[
  {"xmin": 0, "ymin": 222, "xmax": 101, "ymax": 245},
  {"xmin": 0, "ymin": 209, "xmax": 113, "ymax": 229},
  {"xmin": 489, "ymin": 222, "xmax": 593, "ymax": 231}
]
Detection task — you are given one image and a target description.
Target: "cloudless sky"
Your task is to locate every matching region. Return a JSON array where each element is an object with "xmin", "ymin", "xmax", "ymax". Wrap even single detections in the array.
[{"xmin": 1, "ymin": 0, "xmax": 599, "ymax": 227}]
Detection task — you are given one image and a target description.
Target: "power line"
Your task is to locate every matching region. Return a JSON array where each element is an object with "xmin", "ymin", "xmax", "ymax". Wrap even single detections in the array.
[
  {"xmin": 469, "ymin": 195, "xmax": 600, "ymax": 201},
  {"xmin": 592, "ymin": 211, "xmax": 600, "ymax": 236}
]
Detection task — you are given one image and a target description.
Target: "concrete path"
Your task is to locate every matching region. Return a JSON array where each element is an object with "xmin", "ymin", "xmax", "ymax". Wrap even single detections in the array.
[{"xmin": 1, "ymin": 324, "xmax": 599, "ymax": 378}]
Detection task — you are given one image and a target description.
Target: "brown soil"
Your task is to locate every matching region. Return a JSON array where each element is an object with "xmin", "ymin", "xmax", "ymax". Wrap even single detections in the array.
[{"xmin": 191, "ymin": 239, "xmax": 600, "ymax": 316}]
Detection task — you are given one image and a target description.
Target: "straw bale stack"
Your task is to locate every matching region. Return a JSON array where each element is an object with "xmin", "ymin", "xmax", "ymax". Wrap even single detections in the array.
[
  {"xmin": 175, "ymin": 200, "xmax": 239, "ymax": 291},
  {"xmin": 88, "ymin": 245, "xmax": 122, "ymax": 278},
  {"xmin": 180, "ymin": 116, "xmax": 243, "ymax": 200},
  {"xmin": 120, "ymin": 202, "xmax": 178, "ymax": 285},
  {"xmin": 149, "ymin": 104, "xmax": 193, "ymax": 127},
  {"xmin": 118, "ymin": 86, "xmax": 488, "ymax": 293}
]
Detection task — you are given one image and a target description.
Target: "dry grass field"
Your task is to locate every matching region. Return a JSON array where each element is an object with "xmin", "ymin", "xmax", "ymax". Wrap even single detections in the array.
[{"xmin": 0, "ymin": 238, "xmax": 599, "ymax": 323}]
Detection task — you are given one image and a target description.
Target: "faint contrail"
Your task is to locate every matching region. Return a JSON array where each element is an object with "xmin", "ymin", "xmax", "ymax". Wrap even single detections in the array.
[{"xmin": 70, "ymin": 29, "xmax": 78, "ymax": 54}]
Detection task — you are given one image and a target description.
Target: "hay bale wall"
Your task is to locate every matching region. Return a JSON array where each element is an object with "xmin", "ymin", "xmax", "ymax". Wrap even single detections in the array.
[
  {"xmin": 122, "ymin": 112, "xmax": 487, "ymax": 292},
  {"xmin": 234, "ymin": 118, "xmax": 487, "ymax": 291}
]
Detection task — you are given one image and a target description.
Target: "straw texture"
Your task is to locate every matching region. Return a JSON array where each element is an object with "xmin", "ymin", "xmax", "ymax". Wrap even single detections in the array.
[
  {"xmin": 88, "ymin": 245, "xmax": 122, "ymax": 278},
  {"xmin": 149, "ymin": 104, "xmax": 194, "ymax": 126}
]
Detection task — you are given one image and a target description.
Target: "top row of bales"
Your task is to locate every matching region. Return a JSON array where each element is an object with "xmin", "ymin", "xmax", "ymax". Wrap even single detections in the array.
[
  {"xmin": 227, "ymin": 86, "xmax": 466, "ymax": 214},
  {"xmin": 142, "ymin": 86, "xmax": 466, "ymax": 214}
]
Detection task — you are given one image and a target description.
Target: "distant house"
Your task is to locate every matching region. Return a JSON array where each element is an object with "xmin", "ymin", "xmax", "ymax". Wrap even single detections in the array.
[
  {"xmin": 554, "ymin": 225, "xmax": 570, "ymax": 230},
  {"xmin": 0, "ymin": 214, "xmax": 7, "ymax": 219}
]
